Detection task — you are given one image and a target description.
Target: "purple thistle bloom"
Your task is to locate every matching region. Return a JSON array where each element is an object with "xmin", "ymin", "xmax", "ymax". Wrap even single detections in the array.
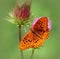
[{"xmin": 13, "ymin": 1, "xmax": 31, "ymax": 21}]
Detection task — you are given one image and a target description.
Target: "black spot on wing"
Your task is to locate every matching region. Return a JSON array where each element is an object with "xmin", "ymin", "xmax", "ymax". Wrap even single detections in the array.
[
  {"xmin": 23, "ymin": 37, "xmax": 32, "ymax": 44},
  {"xmin": 35, "ymin": 40, "xmax": 38, "ymax": 43}
]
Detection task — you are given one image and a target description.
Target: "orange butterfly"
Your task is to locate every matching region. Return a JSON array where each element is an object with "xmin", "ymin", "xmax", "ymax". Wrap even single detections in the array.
[{"xmin": 19, "ymin": 17, "xmax": 51, "ymax": 50}]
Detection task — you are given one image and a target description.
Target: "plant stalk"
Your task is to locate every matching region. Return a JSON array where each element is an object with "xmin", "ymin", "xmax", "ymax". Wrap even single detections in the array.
[
  {"xmin": 30, "ymin": 49, "xmax": 35, "ymax": 59},
  {"xmin": 18, "ymin": 25, "xmax": 23, "ymax": 59}
]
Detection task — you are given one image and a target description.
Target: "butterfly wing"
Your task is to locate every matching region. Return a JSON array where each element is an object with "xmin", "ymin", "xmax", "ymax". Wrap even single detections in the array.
[
  {"xmin": 19, "ymin": 31, "xmax": 33, "ymax": 50},
  {"xmin": 32, "ymin": 17, "xmax": 48, "ymax": 31},
  {"xmin": 31, "ymin": 31, "xmax": 44, "ymax": 48},
  {"xmin": 19, "ymin": 30, "xmax": 45, "ymax": 50},
  {"xmin": 31, "ymin": 17, "xmax": 50, "ymax": 40}
]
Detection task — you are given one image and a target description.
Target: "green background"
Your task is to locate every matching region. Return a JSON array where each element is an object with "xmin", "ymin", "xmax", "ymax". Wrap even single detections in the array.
[{"xmin": 0, "ymin": 0, "xmax": 60, "ymax": 59}]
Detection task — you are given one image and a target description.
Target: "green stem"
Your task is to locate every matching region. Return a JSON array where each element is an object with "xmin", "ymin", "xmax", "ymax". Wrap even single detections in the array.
[
  {"xmin": 30, "ymin": 49, "xmax": 35, "ymax": 59},
  {"xmin": 18, "ymin": 25, "xmax": 23, "ymax": 59}
]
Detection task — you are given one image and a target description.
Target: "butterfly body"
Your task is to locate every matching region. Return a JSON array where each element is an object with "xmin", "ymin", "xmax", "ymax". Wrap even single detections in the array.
[{"xmin": 19, "ymin": 17, "xmax": 51, "ymax": 50}]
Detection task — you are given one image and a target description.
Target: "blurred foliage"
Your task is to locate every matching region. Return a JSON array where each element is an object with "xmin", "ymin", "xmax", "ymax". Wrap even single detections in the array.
[{"xmin": 0, "ymin": 0, "xmax": 60, "ymax": 59}]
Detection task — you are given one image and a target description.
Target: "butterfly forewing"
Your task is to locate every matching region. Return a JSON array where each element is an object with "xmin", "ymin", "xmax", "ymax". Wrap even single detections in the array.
[
  {"xmin": 32, "ymin": 17, "xmax": 49, "ymax": 40},
  {"xmin": 20, "ymin": 31, "xmax": 33, "ymax": 50},
  {"xmin": 33, "ymin": 17, "xmax": 48, "ymax": 31},
  {"xmin": 20, "ymin": 30, "xmax": 45, "ymax": 50}
]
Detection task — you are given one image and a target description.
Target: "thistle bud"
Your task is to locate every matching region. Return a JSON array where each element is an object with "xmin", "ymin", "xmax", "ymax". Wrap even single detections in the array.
[{"xmin": 13, "ymin": 0, "xmax": 31, "ymax": 21}]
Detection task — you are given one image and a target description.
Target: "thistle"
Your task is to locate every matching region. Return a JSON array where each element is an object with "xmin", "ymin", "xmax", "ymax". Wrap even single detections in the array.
[
  {"xmin": 13, "ymin": 3, "xmax": 30, "ymax": 21},
  {"xmin": 7, "ymin": 0, "xmax": 32, "ymax": 26},
  {"xmin": 6, "ymin": 0, "xmax": 32, "ymax": 59}
]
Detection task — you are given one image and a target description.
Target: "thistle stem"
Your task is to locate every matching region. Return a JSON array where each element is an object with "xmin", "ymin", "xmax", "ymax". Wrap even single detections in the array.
[
  {"xmin": 18, "ymin": 25, "xmax": 23, "ymax": 59},
  {"xmin": 30, "ymin": 49, "xmax": 35, "ymax": 59}
]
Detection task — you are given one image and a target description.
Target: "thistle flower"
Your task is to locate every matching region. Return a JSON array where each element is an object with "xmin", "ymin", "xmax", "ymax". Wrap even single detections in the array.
[
  {"xmin": 7, "ymin": 0, "xmax": 32, "ymax": 26},
  {"xmin": 14, "ymin": 3, "xmax": 30, "ymax": 20},
  {"xmin": 12, "ymin": 0, "xmax": 32, "ymax": 26}
]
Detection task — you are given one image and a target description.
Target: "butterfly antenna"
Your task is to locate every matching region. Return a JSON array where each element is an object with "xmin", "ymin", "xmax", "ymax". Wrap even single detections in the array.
[{"xmin": 30, "ymin": 49, "xmax": 35, "ymax": 59}]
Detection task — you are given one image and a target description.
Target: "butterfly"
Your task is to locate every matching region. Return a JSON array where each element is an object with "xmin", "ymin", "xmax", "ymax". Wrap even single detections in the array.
[{"xmin": 19, "ymin": 17, "xmax": 51, "ymax": 50}]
